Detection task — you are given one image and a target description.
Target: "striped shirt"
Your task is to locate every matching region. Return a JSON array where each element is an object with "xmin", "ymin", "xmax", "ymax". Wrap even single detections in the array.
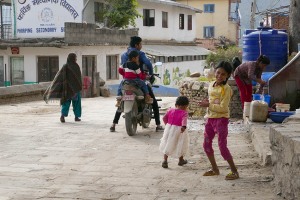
[
  {"xmin": 233, "ymin": 61, "xmax": 262, "ymax": 85},
  {"xmin": 119, "ymin": 61, "xmax": 146, "ymax": 80}
]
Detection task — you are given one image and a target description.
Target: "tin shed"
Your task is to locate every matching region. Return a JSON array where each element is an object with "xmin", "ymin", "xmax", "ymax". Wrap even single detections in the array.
[{"xmin": 269, "ymin": 52, "xmax": 300, "ymax": 110}]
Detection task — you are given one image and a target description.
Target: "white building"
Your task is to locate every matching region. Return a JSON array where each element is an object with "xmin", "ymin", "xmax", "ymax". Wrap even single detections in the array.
[{"xmin": 0, "ymin": 0, "xmax": 211, "ymax": 91}]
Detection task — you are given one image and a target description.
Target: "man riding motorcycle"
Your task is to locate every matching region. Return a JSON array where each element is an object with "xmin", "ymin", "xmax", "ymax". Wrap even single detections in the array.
[{"xmin": 110, "ymin": 36, "xmax": 164, "ymax": 132}]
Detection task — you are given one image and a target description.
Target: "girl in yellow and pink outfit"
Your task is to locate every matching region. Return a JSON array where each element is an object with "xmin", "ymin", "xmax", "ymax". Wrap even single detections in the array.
[{"xmin": 199, "ymin": 61, "xmax": 239, "ymax": 180}]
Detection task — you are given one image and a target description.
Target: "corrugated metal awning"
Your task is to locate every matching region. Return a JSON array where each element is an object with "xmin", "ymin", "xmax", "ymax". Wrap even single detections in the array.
[
  {"xmin": 143, "ymin": 45, "xmax": 211, "ymax": 57},
  {"xmin": 0, "ymin": 0, "xmax": 11, "ymax": 5}
]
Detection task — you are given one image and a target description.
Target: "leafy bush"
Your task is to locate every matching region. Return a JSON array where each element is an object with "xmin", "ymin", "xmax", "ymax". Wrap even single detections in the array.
[{"xmin": 206, "ymin": 46, "xmax": 242, "ymax": 67}]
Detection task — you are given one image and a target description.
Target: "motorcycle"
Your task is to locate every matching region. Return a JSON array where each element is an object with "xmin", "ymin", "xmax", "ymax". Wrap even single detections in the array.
[{"xmin": 119, "ymin": 74, "xmax": 160, "ymax": 136}]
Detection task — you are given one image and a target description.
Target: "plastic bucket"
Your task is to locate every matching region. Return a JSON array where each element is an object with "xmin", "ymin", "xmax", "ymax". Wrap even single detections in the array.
[
  {"xmin": 262, "ymin": 72, "xmax": 276, "ymax": 86},
  {"xmin": 276, "ymin": 103, "xmax": 290, "ymax": 112},
  {"xmin": 264, "ymin": 94, "xmax": 271, "ymax": 106},
  {"xmin": 252, "ymin": 94, "xmax": 262, "ymax": 100},
  {"xmin": 252, "ymin": 94, "xmax": 271, "ymax": 106}
]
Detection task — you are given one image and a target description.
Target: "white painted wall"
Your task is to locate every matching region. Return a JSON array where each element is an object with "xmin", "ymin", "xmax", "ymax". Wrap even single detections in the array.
[
  {"xmin": 83, "ymin": 0, "xmax": 197, "ymax": 42},
  {"xmin": 154, "ymin": 60, "xmax": 206, "ymax": 86},
  {"xmin": 136, "ymin": 1, "xmax": 197, "ymax": 42},
  {"xmin": 0, "ymin": 45, "xmax": 126, "ymax": 84},
  {"xmin": 14, "ymin": 0, "xmax": 83, "ymax": 38},
  {"xmin": 82, "ymin": 0, "xmax": 99, "ymax": 24},
  {"xmin": 0, "ymin": 45, "xmax": 209, "ymax": 87}
]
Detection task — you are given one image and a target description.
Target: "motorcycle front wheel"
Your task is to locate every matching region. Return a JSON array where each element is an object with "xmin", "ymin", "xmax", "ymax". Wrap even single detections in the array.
[{"xmin": 125, "ymin": 101, "xmax": 138, "ymax": 136}]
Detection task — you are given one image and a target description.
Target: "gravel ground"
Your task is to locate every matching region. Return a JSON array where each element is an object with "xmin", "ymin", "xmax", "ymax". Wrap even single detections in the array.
[{"xmin": 0, "ymin": 96, "xmax": 282, "ymax": 199}]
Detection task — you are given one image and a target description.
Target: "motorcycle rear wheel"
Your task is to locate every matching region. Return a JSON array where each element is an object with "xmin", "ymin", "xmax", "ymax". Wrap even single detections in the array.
[{"xmin": 125, "ymin": 101, "xmax": 138, "ymax": 136}]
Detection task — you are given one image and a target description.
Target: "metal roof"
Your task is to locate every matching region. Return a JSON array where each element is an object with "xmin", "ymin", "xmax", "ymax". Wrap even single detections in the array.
[
  {"xmin": 0, "ymin": 0, "xmax": 11, "ymax": 5},
  {"xmin": 143, "ymin": 45, "xmax": 211, "ymax": 57},
  {"xmin": 269, "ymin": 51, "xmax": 300, "ymax": 81},
  {"xmin": 141, "ymin": 0, "xmax": 202, "ymax": 13}
]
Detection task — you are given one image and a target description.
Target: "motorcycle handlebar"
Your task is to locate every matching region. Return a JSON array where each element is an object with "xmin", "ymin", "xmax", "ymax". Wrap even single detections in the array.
[{"xmin": 152, "ymin": 73, "xmax": 161, "ymax": 79}]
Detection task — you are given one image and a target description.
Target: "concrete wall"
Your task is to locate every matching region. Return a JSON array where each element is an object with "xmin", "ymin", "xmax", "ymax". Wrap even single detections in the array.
[
  {"xmin": 64, "ymin": 23, "xmax": 138, "ymax": 45},
  {"xmin": 269, "ymin": 119, "xmax": 300, "ymax": 200},
  {"xmin": 178, "ymin": 78, "xmax": 242, "ymax": 119},
  {"xmin": 269, "ymin": 53, "xmax": 300, "ymax": 110},
  {"xmin": 0, "ymin": 83, "xmax": 50, "ymax": 105}
]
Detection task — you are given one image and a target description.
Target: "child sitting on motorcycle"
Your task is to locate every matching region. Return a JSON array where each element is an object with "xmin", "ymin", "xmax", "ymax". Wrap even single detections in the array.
[{"xmin": 116, "ymin": 50, "xmax": 153, "ymax": 106}]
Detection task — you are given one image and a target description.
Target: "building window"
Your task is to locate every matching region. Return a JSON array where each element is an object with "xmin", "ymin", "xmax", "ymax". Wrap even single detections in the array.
[
  {"xmin": 82, "ymin": 55, "xmax": 96, "ymax": 77},
  {"xmin": 143, "ymin": 9, "xmax": 155, "ymax": 26},
  {"xmin": 94, "ymin": 2, "xmax": 106, "ymax": 23},
  {"xmin": 106, "ymin": 55, "xmax": 119, "ymax": 80},
  {"xmin": 177, "ymin": 56, "xmax": 183, "ymax": 62},
  {"xmin": 203, "ymin": 26, "xmax": 215, "ymax": 38},
  {"xmin": 168, "ymin": 57, "xmax": 174, "ymax": 62},
  {"xmin": 162, "ymin": 11, "xmax": 168, "ymax": 28},
  {"xmin": 10, "ymin": 57, "xmax": 24, "ymax": 85},
  {"xmin": 188, "ymin": 15, "xmax": 192, "ymax": 30},
  {"xmin": 204, "ymin": 4, "xmax": 215, "ymax": 13},
  {"xmin": 37, "ymin": 56, "xmax": 59, "ymax": 82},
  {"xmin": 179, "ymin": 14, "xmax": 184, "ymax": 29}
]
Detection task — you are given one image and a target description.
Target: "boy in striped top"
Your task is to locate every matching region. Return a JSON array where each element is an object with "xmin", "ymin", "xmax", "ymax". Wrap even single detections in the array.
[{"xmin": 119, "ymin": 50, "xmax": 153, "ymax": 104}]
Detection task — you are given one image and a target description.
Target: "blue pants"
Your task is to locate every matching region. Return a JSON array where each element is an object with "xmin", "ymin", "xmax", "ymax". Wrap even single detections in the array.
[
  {"xmin": 117, "ymin": 80, "xmax": 123, "ymax": 96},
  {"xmin": 61, "ymin": 92, "xmax": 81, "ymax": 118},
  {"xmin": 117, "ymin": 79, "xmax": 149, "ymax": 96}
]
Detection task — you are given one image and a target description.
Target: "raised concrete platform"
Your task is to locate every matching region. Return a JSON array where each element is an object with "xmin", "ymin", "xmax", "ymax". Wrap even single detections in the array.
[
  {"xmin": 0, "ymin": 83, "xmax": 50, "ymax": 105},
  {"xmin": 244, "ymin": 117, "xmax": 273, "ymax": 166},
  {"xmin": 246, "ymin": 113, "xmax": 300, "ymax": 199}
]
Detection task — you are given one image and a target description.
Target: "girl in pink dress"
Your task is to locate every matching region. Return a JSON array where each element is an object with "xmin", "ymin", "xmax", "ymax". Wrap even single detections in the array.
[{"xmin": 159, "ymin": 96, "xmax": 189, "ymax": 168}]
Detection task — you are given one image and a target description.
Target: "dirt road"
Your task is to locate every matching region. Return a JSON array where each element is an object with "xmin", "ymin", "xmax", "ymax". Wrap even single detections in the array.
[{"xmin": 0, "ymin": 96, "xmax": 282, "ymax": 199}]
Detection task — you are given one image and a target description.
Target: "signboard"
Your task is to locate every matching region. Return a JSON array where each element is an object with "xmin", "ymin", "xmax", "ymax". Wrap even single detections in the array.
[
  {"xmin": 15, "ymin": 0, "xmax": 83, "ymax": 38},
  {"xmin": 11, "ymin": 47, "xmax": 20, "ymax": 54}
]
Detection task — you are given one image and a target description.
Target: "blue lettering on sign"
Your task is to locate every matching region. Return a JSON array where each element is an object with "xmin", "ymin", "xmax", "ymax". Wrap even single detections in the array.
[
  {"xmin": 60, "ymin": 0, "xmax": 79, "ymax": 19},
  {"xmin": 32, "ymin": 0, "xmax": 59, "ymax": 5},
  {"xmin": 17, "ymin": 28, "xmax": 33, "ymax": 33},
  {"xmin": 36, "ymin": 27, "xmax": 57, "ymax": 33},
  {"xmin": 31, "ymin": 0, "xmax": 79, "ymax": 20},
  {"xmin": 61, "ymin": 27, "xmax": 64, "ymax": 32},
  {"xmin": 17, "ymin": 4, "xmax": 31, "ymax": 20}
]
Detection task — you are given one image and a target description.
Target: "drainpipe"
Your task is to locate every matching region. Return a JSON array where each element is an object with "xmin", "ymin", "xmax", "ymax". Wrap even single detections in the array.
[
  {"xmin": 4, "ymin": 64, "xmax": 7, "ymax": 87},
  {"xmin": 0, "ymin": 3, "xmax": 3, "ymax": 39},
  {"xmin": 82, "ymin": 0, "xmax": 91, "ymax": 22},
  {"xmin": 11, "ymin": 0, "xmax": 17, "ymax": 38}
]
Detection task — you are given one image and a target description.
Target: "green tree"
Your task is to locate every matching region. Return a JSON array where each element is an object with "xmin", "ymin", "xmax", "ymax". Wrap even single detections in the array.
[
  {"xmin": 103, "ymin": 0, "xmax": 141, "ymax": 29},
  {"xmin": 206, "ymin": 46, "xmax": 242, "ymax": 67}
]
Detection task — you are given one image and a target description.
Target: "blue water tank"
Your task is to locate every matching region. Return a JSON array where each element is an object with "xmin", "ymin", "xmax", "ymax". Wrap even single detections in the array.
[{"xmin": 243, "ymin": 27, "xmax": 288, "ymax": 72}]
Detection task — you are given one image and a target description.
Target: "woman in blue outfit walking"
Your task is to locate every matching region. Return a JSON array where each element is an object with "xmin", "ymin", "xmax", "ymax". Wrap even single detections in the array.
[{"xmin": 44, "ymin": 53, "xmax": 82, "ymax": 123}]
